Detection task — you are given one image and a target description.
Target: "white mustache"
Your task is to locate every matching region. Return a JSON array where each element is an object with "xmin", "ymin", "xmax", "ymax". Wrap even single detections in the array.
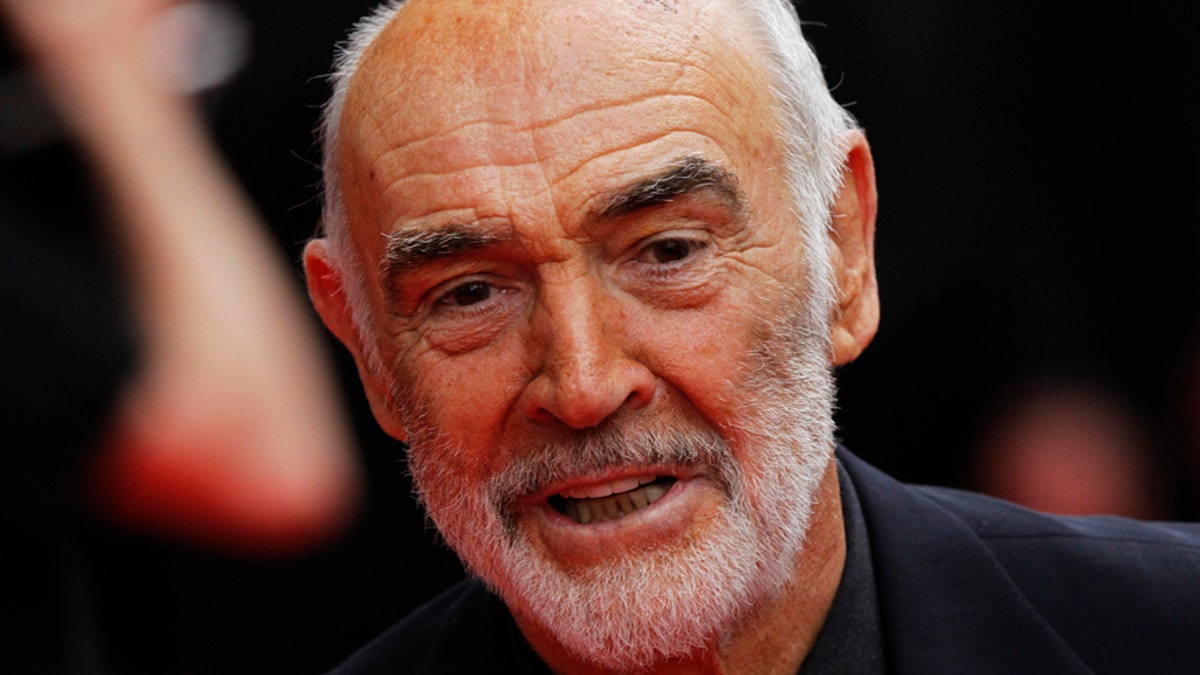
[{"xmin": 486, "ymin": 422, "xmax": 742, "ymax": 527}]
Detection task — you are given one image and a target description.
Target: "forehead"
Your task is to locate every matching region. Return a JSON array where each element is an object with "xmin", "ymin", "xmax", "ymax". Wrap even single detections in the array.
[{"xmin": 337, "ymin": 0, "xmax": 781, "ymax": 262}]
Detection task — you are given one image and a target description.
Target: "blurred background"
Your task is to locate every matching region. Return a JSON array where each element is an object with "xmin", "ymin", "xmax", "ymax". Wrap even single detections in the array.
[{"xmin": 2, "ymin": 0, "xmax": 1197, "ymax": 672}]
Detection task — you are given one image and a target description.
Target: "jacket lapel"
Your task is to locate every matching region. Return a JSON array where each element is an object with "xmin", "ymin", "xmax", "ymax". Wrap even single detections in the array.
[{"xmin": 838, "ymin": 448, "xmax": 1094, "ymax": 674}]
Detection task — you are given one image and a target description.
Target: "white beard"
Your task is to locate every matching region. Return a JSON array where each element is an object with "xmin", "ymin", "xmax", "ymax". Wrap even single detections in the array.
[{"xmin": 402, "ymin": 304, "xmax": 837, "ymax": 671}]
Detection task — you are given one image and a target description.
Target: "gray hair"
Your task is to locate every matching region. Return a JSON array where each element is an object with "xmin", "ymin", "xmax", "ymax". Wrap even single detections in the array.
[
  {"xmin": 317, "ymin": 0, "xmax": 406, "ymax": 375},
  {"xmin": 733, "ymin": 0, "xmax": 860, "ymax": 338},
  {"xmin": 315, "ymin": 0, "xmax": 858, "ymax": 366}
]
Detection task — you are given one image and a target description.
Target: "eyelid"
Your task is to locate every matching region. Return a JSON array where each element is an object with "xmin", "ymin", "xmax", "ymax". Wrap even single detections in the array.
[
  {"xmin": 418, "ymin": 278, "xmax": 524, "ymax": 354},
  {"xmin": 430, "ymin": 275, "xmax": 499, "ymax": 308},
  {"xmin": 629, "ymin": 231, "xmax": 711, "ymax": 265},
  {"xmin": 395, "ymin": 256, "xmax": 520, "ymax": 308},
  {"xmin": 434, "ymin": 278, "xmax": 487, "ymax": 306}
]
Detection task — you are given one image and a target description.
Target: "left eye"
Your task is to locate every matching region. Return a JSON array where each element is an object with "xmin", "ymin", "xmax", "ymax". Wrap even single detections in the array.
[
  {"xmin": 438, "ymin": 280, "xmax": 494, "ymax": 307},
  {"xmin": 637, "ymin": 238, "xmax": 705, "ymax": 264}
]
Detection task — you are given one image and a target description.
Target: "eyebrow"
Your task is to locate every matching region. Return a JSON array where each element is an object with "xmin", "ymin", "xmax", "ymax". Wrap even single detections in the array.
[
  {"xmin": 594, "ymin": 155, "xmax": 745, "ymax": 221},
  {"xmin": 380, "ymin": 221, "xmax": 511, "ymax": 287}
]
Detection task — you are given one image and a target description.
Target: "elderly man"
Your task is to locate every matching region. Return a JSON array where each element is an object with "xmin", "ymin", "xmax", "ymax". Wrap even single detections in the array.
[{"xmin": 304, "ymin": 0, "xmax": 1200, "ymax": 672}]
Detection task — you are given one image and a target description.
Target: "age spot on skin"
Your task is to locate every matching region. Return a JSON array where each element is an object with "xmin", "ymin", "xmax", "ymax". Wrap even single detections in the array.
[{"xmin": 643, "ymin": 0, "xmax": 679, "ymax": 14}]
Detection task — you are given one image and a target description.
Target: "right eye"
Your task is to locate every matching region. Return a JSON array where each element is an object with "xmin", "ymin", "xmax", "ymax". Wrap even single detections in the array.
[
  {"xmin": 438, "ymin": 280, "xmax": 494, "ymax": 307},
  {"xmin": 635, "ymin": 237, "xmax": 706, "ymax": 265}
]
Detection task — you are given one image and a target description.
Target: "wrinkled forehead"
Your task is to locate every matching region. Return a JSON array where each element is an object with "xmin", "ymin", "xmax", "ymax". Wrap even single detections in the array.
[
  {"xmin": 342, "ymin": 0, "xmax": 763, "ymax": 144},
  {"xmin": 335, "ymin": 0, "xmax": 778, "ymax": 264}
]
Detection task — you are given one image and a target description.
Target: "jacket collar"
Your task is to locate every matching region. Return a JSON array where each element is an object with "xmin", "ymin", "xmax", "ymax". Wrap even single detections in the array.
[{"xmin": 836, "ymin": 447, "xmax": 1092, "ymax": 674}]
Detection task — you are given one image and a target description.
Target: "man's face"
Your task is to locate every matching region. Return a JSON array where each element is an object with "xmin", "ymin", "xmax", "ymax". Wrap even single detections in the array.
[{"xmin": 330, "ymin": 0, "xmax": 840, "ymax": 667}]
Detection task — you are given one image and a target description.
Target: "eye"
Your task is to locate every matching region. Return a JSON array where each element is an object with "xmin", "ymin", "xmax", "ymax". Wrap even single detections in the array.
[
  {"xmin": 415, "ymin": 274, "xmax": 524, "ymax": 354},
  {"xmin": 637, "ymin": 238, "xmax": 706, "ymax": 265},
  {"xmin": 438, "ymin": 280, "xmax": 494, "ymax": 307}
]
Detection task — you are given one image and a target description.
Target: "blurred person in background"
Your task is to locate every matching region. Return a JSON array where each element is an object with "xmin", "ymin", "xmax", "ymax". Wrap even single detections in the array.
[{"xmin": 1, "ymin": 0, "xmax": 361, "ymax": 669}]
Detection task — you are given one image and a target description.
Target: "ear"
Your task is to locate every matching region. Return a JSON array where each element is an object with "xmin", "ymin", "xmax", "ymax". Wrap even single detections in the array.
[
  {"xmin": 828, "ymin": 131, "xmax": 879, "ymax": 366},
  {"xmin": 303, "ymin": 239, "xmax": 363, "ymax": 358},
  {"xmin": 303, "ymin": 239, "xmax": 409, "ymax": 441}
]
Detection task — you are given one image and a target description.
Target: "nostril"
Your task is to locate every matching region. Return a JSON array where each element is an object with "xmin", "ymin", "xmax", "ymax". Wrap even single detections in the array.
[
  {"xmin": 620, "ymin": 363, "xmax": 657, "ymax": 411},
  {"xmin": 623, "ymin": 389, "xmax": 648, "ymax": 410},
  {"xmin": 528, "ymin": 406, "xmax": 557, "ymax": 424}
]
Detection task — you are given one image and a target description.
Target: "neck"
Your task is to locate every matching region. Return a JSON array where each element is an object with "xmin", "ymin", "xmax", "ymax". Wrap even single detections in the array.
[{"xmin": 523, "ymin": 456, "xmax": 846, "ymax": 674}]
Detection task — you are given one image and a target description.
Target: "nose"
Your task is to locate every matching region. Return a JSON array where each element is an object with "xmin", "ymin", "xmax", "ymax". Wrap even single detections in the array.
[{"xmin": 519, "ymin": 281, "xmax": 657, "ymax": 429}]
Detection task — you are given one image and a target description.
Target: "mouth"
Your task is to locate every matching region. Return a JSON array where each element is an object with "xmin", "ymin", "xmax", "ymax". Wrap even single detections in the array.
[{"xmin": 547, "ymin": 475, "xmax": 678, "ymax": 524}]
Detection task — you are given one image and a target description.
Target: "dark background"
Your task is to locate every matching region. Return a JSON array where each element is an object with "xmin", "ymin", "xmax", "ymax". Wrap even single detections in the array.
[{"xmin": 3, "ymin": 0, "xmax": 1197, "ymax": 672}]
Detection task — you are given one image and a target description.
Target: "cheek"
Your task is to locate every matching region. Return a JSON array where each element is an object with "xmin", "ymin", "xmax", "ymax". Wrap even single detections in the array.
[
  {"xmin": 628, "ymin": 300, "xmax": 760, "ymax": 428},
  {"xmin": 399, "ymin": 344, "xmax": 528, "ymax": 477}
]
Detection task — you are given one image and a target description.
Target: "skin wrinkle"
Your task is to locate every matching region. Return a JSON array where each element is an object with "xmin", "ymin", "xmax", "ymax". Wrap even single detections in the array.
[
  {"xmin": 388, "ymin": 180, "xmax": 744, "ymax": 317},
  {"xmin": 319, "ymin": 0, "xmax": 825, "ymax": 268},
  {"xmin": 379, "ymin": 158, "xmax": 756, "ymax": 311},
  {"xmin": 353, "ymin": 17, "xmax": 749, "ymax": 162},
  {"xmin": 398, "ymin": 257, "xmax": 739, "ymax": 410},
  {"xmin": 351, "ymin": 44, "xmax": 760, "ymax": 215},
  {"xmin": 367, "ymin": 90, "xmax": 741, "ymax": 190},
  {"xmin": 507, "ymin": 129, "xmax": 727, "ymax": 215},
  {"xmin": 304, "ymin": 1, "xmax": 876, "ymax": 670},
  {"xmin": 388, "ymin": 176, "xmax": 753, "ymax": 379},
  {"xmin": 379, "ymin": 224, "xmax": 513, "ymax": 310},
  {"xmin": 370, "ymin": 173, "xmax": 790, "ymax": 410},
  {"xmin": 519, "ymin": 29, "xmax": 568, "ymax": 244},
  {"xmin": 371, "ymin": 128, "xmax": 737, "ymax": 246},
  {"xmin": 633, "ymin": 50, "xmax": 753, "ymax": 117}
]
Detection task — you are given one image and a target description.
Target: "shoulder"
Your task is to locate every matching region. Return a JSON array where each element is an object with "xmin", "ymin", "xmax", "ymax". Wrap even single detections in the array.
[
  {"xmin": 921, "ymin": 482, "xmax": 1200, "ymax": 670},
  {"xmin": 838, "ymin": 446, "xmax": 1200, "ymax": 673},
  {"xmin": 918, "ymin": 479, "xmax": 1200, "ymax": 555},
  {"xmin": 326, "ymin": 578, "xmax": 547, "ymax": 674},
  {"xmin": 895, "ymin": 463, "xmax": 1200, "ymax": 585}
]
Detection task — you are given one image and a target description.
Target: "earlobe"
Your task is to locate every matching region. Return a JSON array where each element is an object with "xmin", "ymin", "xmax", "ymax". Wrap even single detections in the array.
[{"xmin": 828, "ymin": 131, "xmax": 880, "ymax": 366}]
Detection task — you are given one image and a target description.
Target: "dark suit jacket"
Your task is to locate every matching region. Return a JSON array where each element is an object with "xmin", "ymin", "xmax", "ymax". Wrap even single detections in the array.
[
  {"xmin": 843, "ymin": 449, "xmax": 1200, "ymax": 673},
  {"xmin": 330, "ymin": 448, "xmax": 1200, "ymax": 673}
]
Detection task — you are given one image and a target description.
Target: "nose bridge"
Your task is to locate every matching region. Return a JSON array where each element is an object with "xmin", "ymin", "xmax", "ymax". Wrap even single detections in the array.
[
  {"xmin": 544, "ymin": 276, "xmax": 611, "ymax": 376},
  {"xmin": 524, "ymin": 271, "xmax": 654, "ymax": 428}
]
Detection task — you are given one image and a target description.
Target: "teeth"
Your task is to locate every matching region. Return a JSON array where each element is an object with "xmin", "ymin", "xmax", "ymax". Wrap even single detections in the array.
[
  {"xmin": 555, "ymin": 477, "xmax": 675, "ymax": 524},
  {"xmin": 609, "ymin": 476, "xmax": 641, "ymax": 494},
  {"xmin": 629, "ymin": 489, "xmax": 649, "ymax": 510},
  {"xmin": 562, "ymin": 474, "xmax": 657, "ymax": 500},
  {"xmin": 643, "ymin": 483, "xmax": 667, "ymax": 503}
]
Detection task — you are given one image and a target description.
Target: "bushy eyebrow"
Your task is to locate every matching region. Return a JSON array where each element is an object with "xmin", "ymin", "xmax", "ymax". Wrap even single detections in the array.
[
  {"xmin": 594, "ymin": 155, "xmax": 745, "ymax": 221},
  {"xmin": 380, "ymin": 222, "xmax": 510, "ymax": 290}
]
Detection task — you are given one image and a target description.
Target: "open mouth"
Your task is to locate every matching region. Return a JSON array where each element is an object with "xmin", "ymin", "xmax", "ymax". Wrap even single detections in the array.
[{"xmin": 548, "ymin": 475, "xmax": 678, "ymax": 524}]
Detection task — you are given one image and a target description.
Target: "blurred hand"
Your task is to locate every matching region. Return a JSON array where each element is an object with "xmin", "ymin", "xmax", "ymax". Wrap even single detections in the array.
[{"xmin": 2, "ymin": 0, "xmax": 364, "ymax": 556}]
